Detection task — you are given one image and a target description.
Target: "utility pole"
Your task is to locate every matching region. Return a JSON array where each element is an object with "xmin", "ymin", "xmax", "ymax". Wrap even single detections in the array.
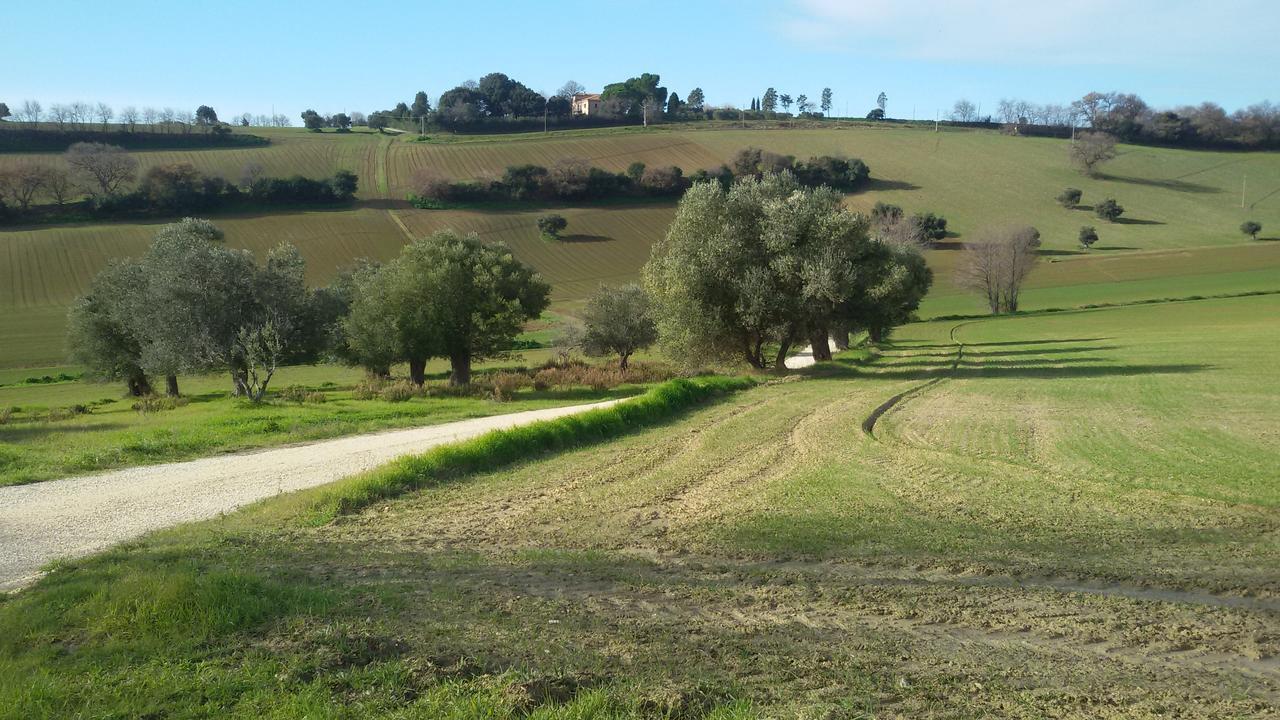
[
  {"xmin": 935, "ymin": 110, "xmax": 939, "ymax": 132},
  {"xmin": 544, "ymin": 97, "xmax": 549, "ymax": 134},
  {"xmin": 1242, "ymin": 173, "xmax": 1247, "ymax": 209}
]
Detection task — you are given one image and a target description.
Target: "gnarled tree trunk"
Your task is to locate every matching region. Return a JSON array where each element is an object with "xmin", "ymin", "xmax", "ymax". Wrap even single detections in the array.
[
  {"xmin": 809, "ymin": 328, "xmax": 832, "ymax": 362},
  {"xmin": 407, "ymin": 357, "xmax": 427, "ymax": 387},
  {"xmin": 127, "ymin": 371, "xmax": 153, "ymax": 397},
  {"xmin": 165, "ymin": 375, "xmax": 180, "ymax": 397},
  {"xmin": 448, "ymin": 351, "xmax": 471, "ymax": 387}
]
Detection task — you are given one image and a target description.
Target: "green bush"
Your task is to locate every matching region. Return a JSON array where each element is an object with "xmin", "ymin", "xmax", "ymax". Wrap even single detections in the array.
[
  {"xmin": 1095, "ymin": 198, "xmax": 1124, "ymax": 222},
  {"xmin": 1057, "ymin": 187, "xmax": 1083, "ymax": 208}
]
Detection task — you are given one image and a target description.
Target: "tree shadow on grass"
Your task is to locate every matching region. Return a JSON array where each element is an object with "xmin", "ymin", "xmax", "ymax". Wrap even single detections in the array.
[
  {"xmin": 891, "ymin": 338, "xmax": 1110, "ymax": 350},
  {"xmin": 1091, "ymin": 246, "xmax": 1141, "ymax": 251},
  {"xmin": 1037, "ymin": 248, "xmax": 1085, "ymax": 257},
  {"xmin": 816, "ymin": 355, "xmax": 1210, "ymax": 381},
  {"xmin": 558, "ymin": 234, "xmax": 613, "ymax": 243},
  {"xmin": 1097, "ymin": 174, "xmax": 1222, "ymax": 194},
  {"xmin": 1112, "ymin": 217, "xmax": 1165, "ymax": 226},
  {"xmin": 0, "ymin": 423, "xmax": 129, "ymax": 442},
  {"xmin": 863, "ymin": 178, "xmax": 921, "ymax": 192}
]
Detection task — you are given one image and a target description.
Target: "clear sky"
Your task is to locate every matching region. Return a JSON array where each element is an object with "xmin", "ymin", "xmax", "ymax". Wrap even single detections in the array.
[{"xmin": 5, "ymin": 0, "xmax": 1277, "ymax": 121}]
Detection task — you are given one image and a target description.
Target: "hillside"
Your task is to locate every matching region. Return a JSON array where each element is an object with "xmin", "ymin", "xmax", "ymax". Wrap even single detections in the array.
[
  {"xmin": 3, "ymin": 123, "xmax": 1279, "ymax": 367},
  {"xmin": 3, "ymin": 294, "xmax": 1276, "ymax": 717}
]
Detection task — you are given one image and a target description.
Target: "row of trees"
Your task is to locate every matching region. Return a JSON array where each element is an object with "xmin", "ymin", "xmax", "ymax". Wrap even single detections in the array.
[
  {"xmin": 69, "ymin": 219, "xmax": 338, "ymax": 399},
  {"xmin": 408, "ymin": 149, "xmax": 871, "ymax": 208},
  {"xmin": 0, "ymin": 101, "xmax": 238, "ymax": 134},
  {"xmin": 644, "ymin": 172, "xmax": 932, "ymax": 368},
  {"xmin": 0, "ymin": 142, "xmax": 357, "ymax": 222},
  {"xmin": 72, "ymin": 221, "xmax": 552, "ymax": 398},
  {"xmin": 751, "ymin": 88, "xmax": 834, "ymax": 117},
  {"xmin": 364, "ymin": 74, "xmax": 709, "ymax": 131},
  {"xmin": 987, "ymin": 92, "xmax": 1280, "ymax": 149}
]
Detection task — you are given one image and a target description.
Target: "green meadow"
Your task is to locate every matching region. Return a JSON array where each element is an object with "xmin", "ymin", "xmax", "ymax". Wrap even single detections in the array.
[{"xmin": 3, "ymin": 295, "xmax": 1275, "ymax": 718}]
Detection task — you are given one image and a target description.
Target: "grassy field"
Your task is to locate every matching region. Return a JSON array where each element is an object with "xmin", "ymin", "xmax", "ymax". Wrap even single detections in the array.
[
  {"xmin": 3, "ymin": 294, "xmax": 1275, "ymax": 718},
  {"xmin": 0, "ymin": 343, "xmax": 677, "ymax": 486},
  {"xmin": 4, "ymin": 123, "xmax": 1279, "ymax": 367}
]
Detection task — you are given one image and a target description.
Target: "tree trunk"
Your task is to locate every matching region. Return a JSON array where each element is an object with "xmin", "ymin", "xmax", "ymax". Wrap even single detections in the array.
[
  {"xmin": 809, "ymin": 328, "xmax": 832, "ymax": 362},
  {"xmin": 619, "ymin": 352, "xmax": 630, "ymax": 371},
  {"xmin": 831, "ymin": 323, "xmax": 850, "ymax": 351},
  {"xmin": 127, "ymin": 371, "xmax": 153, "ymax": 397},
  {"xmin": 448, "ymin": 352, "xmax": 471, "ymax": 387},
  {"xmin": 230, "ymin": 362, "xmax": 249, "ymax": 396},
  {"xmin": 407, "ymin": 356, "xmax": 427, "ymax": 387},
  {"xmin": 165, "ymin": 375, "xmax": 180, "ymax": 397}
]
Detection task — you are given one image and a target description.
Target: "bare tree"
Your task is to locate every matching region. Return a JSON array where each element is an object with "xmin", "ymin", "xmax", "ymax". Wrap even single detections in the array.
[
  {"xmin": 49, "ymin": 103, "xmax": 69, "ymax": 131},
  {"xmin": 44, "ymin": 166, "xmax": 74, "ymax": 205},
  {"xmin": 558, "ymin": 80, "xmax": 586, "ymax": 98},
  {"xmin": 951, "ymin": 99, "xmax": 977, "ymax": 122},
  {"xmin": 69, "ymin": 101, "xmax": 91, "ymax": 129},
  {"xmin": 1069, "ymin": 131, "xmax": 1117, "ymax": 176},
  {"xmin": 119, "ymin": 106, "xmax": 138, "ymax": 132},
  {"xmin": 142, "ymin": 107, "xmax": 158, "ymax": 130},
  {"xmin": 19, "ymin": 99, "xmax": 42, "ymax": 129},
  {"xmin": 65, "ymin": 142, "xmax": 138, "ymax": 196},
  {"xmin": 159, "ymin": 107, "xmax": 177, "ymax": 132},
  {"xmin": 957, "ymin": 225, "xmax": 1041, "ymax": 314},
  {"xmin": 95, "ymin": 102, "xmax": 114, "ymax": 130},
  {"xmin": 0, "ymin": 164, "xmax": 51, "ymax": 211}
]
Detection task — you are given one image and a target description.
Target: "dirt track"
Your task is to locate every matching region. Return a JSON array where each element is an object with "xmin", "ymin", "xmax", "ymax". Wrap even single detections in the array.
[{"xmin": 0, "ymin": 399, "xmax": 621, "ymax": 592}]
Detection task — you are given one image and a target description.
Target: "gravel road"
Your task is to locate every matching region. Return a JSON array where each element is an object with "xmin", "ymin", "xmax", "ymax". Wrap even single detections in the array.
[{"xmin": 0, "ymin": 399, "xmax": 622, "ymax": 592}]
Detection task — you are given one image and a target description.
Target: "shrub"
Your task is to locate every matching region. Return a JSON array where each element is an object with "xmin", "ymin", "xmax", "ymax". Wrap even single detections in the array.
[
  {"xmin": 1241, "ymin": 220, "xmax": 1262, "ymax": 240},
  {"xmin": 131, "ymin": 395, "xmax": 190, "ymax": 414},
  {"xmin": 1079, "ymin": 225, "xmax": 1099, "ymax": 249},
  {"xmin": 380, "ymin": 380, "xmax": 422, "ymax": 403},
  {"xmin": 352, "ymin": 376, "xmax": 388, "ymax": 400},
  {"xmin": 910, "ymin": 212, "xmax": 948, "ymax": 244},
  {"xmin": 537, "ymin": 213, "xmax": 568, "ymax": 241},
  {"xmin": 639, "ymin": 165, "xmax": 685, "ymax": 195},
  {"xmin": 1095, "ymin": 198, "xmax": 1124, "ymax": 222},
  {"xmin": 279, "ymin": 385, "xmax": 310, "ymax": 403},
  {"xmin": 488, "ymin": 371, "xmax": 532, "ymax": 401},
  {"xmin": 1057, "ymin": 187, "xmax": 1083, "ymax": 208},
  {"xmin": 0, "ymin": 407, "xmax": 13, "ymax": 425}
]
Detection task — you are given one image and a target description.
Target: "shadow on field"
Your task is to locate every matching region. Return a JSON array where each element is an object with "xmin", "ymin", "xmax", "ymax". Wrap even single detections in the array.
[
  {"xmin": 1093, "ymin": 245, "xmax": 1141, "ymax": 251},
  {"xmin": 1037, "ymin": 248, "xmax": 1084, "ymax": 257},
  {"xmin": 894, "ymin": 338, "xmax": 1110, "ymax": 349},
  {"xmin": 864, "ymin": 178, "xmax": 921, "ymax": 192},
  {"xmin": 1113, "ymin": 217, "xmax": 1165, "ymax": 226},
  {"xmin": 558, "ymin": 234, "xmax": 613, "ymax": 243},
  {"xmin": 1098, "ymin": 174, "xmax": 1222, "ymax": 194},
  {"xmin": 0, "ymin": 423, "xmax": 129, "ymax": 442}
]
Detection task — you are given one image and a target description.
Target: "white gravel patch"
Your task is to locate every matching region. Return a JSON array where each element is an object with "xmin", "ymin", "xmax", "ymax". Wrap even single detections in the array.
[{"xmin": 0, "ymin": 399, "xmax": 622, "ymax": 592}]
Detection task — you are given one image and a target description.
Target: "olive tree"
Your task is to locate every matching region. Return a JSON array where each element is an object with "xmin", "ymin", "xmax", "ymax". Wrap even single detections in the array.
[
  {"xmin": 66, "ymin": 260, "xmax": 153, "ymax": 396},
  {"xmin": 1240, "ymin": 220, "xmax": 1262, "ymax": 240},
  {"xmin": 1079, "ymin": 225, "xmax": 1099, "ymax": 249},
  {"xmin": 344, "ymin": 231, "xmax": 550, "ymax": 386},
  {"xmin": 644, "ymin": 172, "xmax": 930, "ymax": 369},
  {"xmin": 579, "ymin": 284, "xmax": 657, "ymax": 369},
  {"xmin": 1094, "ymin": 198, "xmax": 1124, "ymax": 222}
]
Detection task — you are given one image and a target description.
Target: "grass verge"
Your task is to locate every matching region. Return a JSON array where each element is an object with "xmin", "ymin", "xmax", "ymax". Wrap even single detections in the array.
[{"xmin": 306, "ymin": 376, "xmax": 755, "ymax": 523}]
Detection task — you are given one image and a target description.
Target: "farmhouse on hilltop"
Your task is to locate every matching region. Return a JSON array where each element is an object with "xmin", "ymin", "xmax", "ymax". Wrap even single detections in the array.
[{"xmin": 572, "ymin": 93, "xmax": 602, "ymax": 116}]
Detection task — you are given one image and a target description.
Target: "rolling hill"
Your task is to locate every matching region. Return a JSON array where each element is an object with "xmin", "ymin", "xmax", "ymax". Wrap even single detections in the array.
[{"xmin": 2, "ymin": 122, "xmax": 1278, "ymax": 367}]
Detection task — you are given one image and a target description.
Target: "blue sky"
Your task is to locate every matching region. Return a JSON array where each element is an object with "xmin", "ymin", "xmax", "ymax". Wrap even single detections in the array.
[{"xmin": 6, "ymin": 0, "xmax": 1277, "ymax": 121}]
